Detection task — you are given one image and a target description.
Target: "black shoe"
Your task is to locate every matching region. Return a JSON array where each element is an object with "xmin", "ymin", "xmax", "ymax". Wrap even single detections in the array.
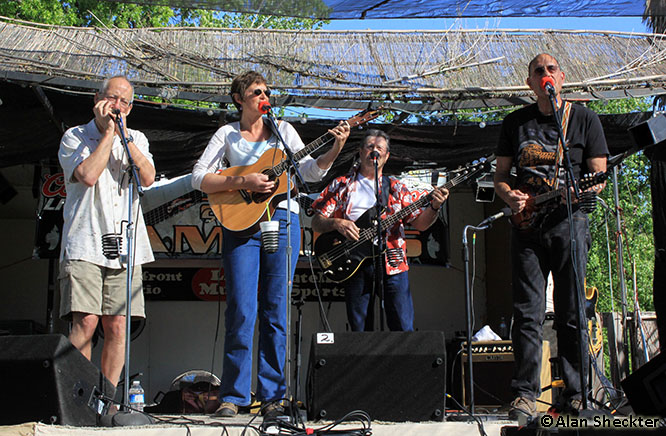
[
  {"xmin": 261, "ymin": 401, "xmax": 285, "ymax": 418},
  {"xmin": 214, "ymin": 402, "xmax": 238, "ymax": 417}
]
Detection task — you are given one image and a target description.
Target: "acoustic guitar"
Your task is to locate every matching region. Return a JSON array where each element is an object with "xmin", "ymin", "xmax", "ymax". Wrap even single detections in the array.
[
  {"xmin": 314, "ymin": 157, "xmax": 493, "ymax": 283},
  {"xmin": 208, "ymin": 109, "xmax": 381, "ymax": 236}
]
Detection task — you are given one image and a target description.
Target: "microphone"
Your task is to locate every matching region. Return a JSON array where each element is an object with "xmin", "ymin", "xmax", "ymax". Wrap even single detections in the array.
[
  {"xmin": 370, "ymin": 151, "xmax": 380, "ymax": 160},
  {"xmin": 540, "ymin": 76, "xmax": 556, "ymax": 95},
  {"xmin": 101, "ymin": 232, "xmax": 123, "ymax": 259},
  {"xmin": 258, "ymin": 101, "xmax": 272, "ymax": 115},
  {"xmin": 111, "ymin": 109, "xmax": 121, "ymax": 115},
  {"xmin": 478, "ymin": 207, "xmax": 512, "ymax": 227}
]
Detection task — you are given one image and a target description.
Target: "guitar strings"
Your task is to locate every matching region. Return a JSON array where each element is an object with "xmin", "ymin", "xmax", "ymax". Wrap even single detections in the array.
[{"xmin": 321, "ymin": 166, "xmax": 485, "ymax": 263}]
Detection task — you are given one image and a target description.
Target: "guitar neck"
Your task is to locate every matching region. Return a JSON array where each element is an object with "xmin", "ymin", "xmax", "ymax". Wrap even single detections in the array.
[
  {"xmin": 294, "ymin": 131, "xmax": 335, "ymax": 162},
  {"xmin": 276, "ymin": 131, "xmax": 335, "ymax": 174},
  {"xmin": 532, "ymin": 189, "xmax": 563, "ymax": 207},
  {"xmin": 356, "ymin": 164, "xmax": 488, "ymax": 241},
  {"xmin": 531, "ymin": 170, "xmax": 609, "ymax": 207},
  {"xmin": 379, "ymin": 170, "xmax": 470, "ymax": 231}
]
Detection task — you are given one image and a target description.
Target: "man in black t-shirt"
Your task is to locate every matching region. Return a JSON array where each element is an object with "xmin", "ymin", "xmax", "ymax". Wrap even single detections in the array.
[{"xmin": 494, "ymin": 53, "xmax": 608, "ymax": 420}]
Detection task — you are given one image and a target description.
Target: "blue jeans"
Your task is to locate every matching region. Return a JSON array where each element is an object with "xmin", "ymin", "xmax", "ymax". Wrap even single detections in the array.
[
  {"xmin": 219, "ymin": 209, "xmax": 300, "ymax": 406},
  {"xmin": 344, "ymin": 262, "xmax": 414, "ymax": 331},
  {"xmin": 511, "ymin": 208, "xmax": 590, "ymax": 402}
]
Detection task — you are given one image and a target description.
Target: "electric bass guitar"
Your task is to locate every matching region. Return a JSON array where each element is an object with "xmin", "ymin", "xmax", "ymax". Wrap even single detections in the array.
[
  {"xmin": 207, "ymin": 108, "xmax": 381, "ymax": 236},
  {"xmin": 314, "ymin": 157, "xmax": 493, "ymax": 283},
  {"xmin": 510, "ymin": 171, "xmax": 609, "ymax": 230}
]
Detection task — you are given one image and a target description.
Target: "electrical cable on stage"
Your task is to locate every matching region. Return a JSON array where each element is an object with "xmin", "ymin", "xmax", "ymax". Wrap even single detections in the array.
[
  {"xmin": 258, "ymin": 408, "xmax": 372, "ymax": 436},
  {"xmin": 445, "ymin": 394, "xmax": 488, "ymax": 436}
]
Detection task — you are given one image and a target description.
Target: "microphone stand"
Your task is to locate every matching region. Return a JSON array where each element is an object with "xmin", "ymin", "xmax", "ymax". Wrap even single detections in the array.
[
  {"xmin": 110, "ymin": 113, "xmax": 151, "ymax": 425},
  {"xmin": 461, "ymin": 213, "xmax": 504, "ymax": 416},
  {"xmin": 262, "ymin": 108, "xmax": 308, "ymax": 418},
  {"xmin": 545, "ymin": 89, "xmax": 589, "ymax": 411},
  {"xmin": 367, "ymin": 156, "xmax": 385, "ymax": 331}
]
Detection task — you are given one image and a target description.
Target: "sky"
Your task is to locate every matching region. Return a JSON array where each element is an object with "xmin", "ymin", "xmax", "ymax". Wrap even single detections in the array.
[{"xmin": 321, "ymin": 16, "xmax": 651, "ymax": 33}]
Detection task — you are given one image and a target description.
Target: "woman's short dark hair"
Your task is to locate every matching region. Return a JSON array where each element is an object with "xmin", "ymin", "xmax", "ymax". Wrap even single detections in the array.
[{"xmin": 230, "ymin": 71, "xmax": 267, "ymax": 111}]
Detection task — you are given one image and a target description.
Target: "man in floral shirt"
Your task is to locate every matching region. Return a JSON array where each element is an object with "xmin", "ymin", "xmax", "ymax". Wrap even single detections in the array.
[{"xmin": 311, "ymin": 130, "xmax": 448, "ymax": 331}]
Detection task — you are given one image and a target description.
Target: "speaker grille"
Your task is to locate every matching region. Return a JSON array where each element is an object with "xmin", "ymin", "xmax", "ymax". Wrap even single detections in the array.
[{"xmin": 307, "ymin": 331, "xmax": 446, "ymax": 422}]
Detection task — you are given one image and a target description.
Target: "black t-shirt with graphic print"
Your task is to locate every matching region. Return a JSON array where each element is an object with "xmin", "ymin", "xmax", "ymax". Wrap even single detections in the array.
[{"xmin": 496, "ymin": 103, "xmax": 608, "ymax": 196}]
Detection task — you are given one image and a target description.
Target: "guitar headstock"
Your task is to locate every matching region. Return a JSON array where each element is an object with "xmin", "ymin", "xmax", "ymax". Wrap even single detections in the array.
[
  {"xmin": 579, "ymin": 171, "xmax": 608, "ymax": 191},
  {"xmin": 346, "ymin": 106, "xmax": 384, "ymax": 128},
  {"xmin": 447, "ymin": 154, "xmax": 494, "ymax": 180}
]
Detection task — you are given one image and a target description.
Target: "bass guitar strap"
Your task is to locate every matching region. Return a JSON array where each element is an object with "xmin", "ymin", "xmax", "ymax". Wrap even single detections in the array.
[{"xmin": 380, "ymin": 175, "xmax": 391, "ymax": 210}]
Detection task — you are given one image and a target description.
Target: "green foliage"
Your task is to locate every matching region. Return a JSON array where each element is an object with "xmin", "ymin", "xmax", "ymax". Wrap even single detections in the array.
[
  {"xmin": 0, "ymin": 0, "xmax": 175, "ymax": 27},
  {"xmin": 0, "ymin": 0, "xmax": 326, "ymax": 29},
  {"xmin": 586, "ymin": 152, "xmax": 654, "ymax": 314},
  {"xmin": 587, "ymin": 97, "xmax": 653, "ymax": 115}
]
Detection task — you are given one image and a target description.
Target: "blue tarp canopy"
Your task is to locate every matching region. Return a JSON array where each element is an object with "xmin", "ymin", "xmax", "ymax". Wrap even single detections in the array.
[{"xmin": 105, "ymin": 0, "xmax": 648, "ymax": 19}]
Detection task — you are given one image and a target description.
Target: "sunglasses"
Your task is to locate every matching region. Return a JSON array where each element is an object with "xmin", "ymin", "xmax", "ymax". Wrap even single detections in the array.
[
  {"xmin": 252, "ymin": 88, "xmax": 271, "ymax": 97},
  {"xmin": 532, "ymin": 65, "xmax": 559, "ymax": 75}
]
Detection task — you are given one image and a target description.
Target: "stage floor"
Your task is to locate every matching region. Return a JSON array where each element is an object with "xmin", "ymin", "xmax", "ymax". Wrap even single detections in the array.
[{"xmin": 0, "ymin": 414, "xmax": 515, "ymax": 436}]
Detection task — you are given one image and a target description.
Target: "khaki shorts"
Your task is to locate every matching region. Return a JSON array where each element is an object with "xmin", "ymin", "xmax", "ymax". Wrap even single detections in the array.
[{"xmin": 59, "ymin": 259, "xmax": 145, "ymax": 321}]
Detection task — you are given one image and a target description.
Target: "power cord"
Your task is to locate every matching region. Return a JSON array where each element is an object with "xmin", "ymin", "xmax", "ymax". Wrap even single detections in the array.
[{"xmin": 445, "ymin": 394, "xmax": 488, "ymax": 436}]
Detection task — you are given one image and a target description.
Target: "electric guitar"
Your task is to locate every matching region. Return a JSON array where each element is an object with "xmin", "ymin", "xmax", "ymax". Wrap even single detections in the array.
[
  {"xmin": 207, "ymin": 109, "xmax": 381, "ymax": 236},
  {"xmin": 314, "ymin": 157, "xmax": 493, "ymax": 283},
  {"xmin": 510, "ymin": 171, "xmax": 608, "ymax": 230},
  {"xmin": 586, "ymin": 285, "xmax": 603, "ymax": 356}
]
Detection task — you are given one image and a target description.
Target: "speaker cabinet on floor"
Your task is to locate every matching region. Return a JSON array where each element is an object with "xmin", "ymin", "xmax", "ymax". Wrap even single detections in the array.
[
  {"xmin": 306, "ymin": 331, "xmax": 446, "ymax": 422},
  {"xmin": 621, "ymin": 351, "xmax": 666, "ymax": 417},
  {"xmin": 0, "ymin": 334, "xmax": 114, "ymax": 426},
  {"xmin": 460, "ymin": 340, "xmax": 551, "ymax": 412}
]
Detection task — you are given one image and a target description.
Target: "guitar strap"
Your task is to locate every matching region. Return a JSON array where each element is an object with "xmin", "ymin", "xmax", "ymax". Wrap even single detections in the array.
[
  {"xmin": 550, "ymin": 101, "xmax": 572, "ymax": 190},
  {"xmin": 380, "ymin": 175, "xmax": 391, "ymax": 209}
]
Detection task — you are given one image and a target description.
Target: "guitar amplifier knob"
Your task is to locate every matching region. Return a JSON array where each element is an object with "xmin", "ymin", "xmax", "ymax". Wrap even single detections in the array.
[
  {"xmin": 345, "ymin": 259, "xmax": 351, "ymax": 264},
  {"xmin": 337, "ymin": 267, "xmax": 343, "ymax": 271}
]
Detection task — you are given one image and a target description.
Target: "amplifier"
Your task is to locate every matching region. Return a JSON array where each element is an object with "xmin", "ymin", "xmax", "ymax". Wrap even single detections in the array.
[{"xmin": 460, "ymin": 340, "xmax": 551, "ymax": 412}]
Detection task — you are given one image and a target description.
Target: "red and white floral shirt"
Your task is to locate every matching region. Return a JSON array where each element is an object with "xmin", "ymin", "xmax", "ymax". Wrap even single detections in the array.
[{"xmin": 312, "ymin": 167, "xmax": 425, "ymax": 275}]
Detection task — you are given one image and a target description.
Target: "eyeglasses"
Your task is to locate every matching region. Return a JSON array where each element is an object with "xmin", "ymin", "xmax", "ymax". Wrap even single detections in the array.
[
  {"xmin": 104, "ymin": 94, "xmax": 132, "ymax": 109},
  {"xmin": 363, "ymin": 143, "xmax": 387, "ymax": 153},
  {"xmin": 532, "ymin": 65, "xmax": 559, "ymax": 75},
  {"xmin": 252, "ymin": 88, "xmax": 271, "ymax": 97}
]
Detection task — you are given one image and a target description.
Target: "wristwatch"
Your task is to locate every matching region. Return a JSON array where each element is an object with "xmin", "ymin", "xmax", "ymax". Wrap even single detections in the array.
[{"xmin": 126, "ymin": 135, "xmax": 134, "ymax": 143}]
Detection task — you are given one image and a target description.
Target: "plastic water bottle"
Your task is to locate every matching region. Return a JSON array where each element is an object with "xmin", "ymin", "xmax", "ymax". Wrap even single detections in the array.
[
  {"xmin": 499, "ymin": 317, "xmax": 509, "ymax": 340},
  {"xmin": 128, "ymin": 380, "xmax": 145, "ymax": 412}
]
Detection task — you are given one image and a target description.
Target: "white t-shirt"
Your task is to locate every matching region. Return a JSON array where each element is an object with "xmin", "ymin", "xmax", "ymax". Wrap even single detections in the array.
[{"xmin": 347, "ymin": 173, "xmax": 377, "ymax": 221}]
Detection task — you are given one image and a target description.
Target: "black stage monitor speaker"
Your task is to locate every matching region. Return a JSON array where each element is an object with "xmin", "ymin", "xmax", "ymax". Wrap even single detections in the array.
[
  {"xmin": 629, "ymin": 114, "xmax": 666, "ymax": 149},
  {"xmin": 306, "ymin": 331, "xmax": 446, "ymax": 422},
  {"xmin": 0, "ymin": 334, "xmax": 114, "ymax": 426},
  {"xmin": 621, "ymin": 351, "xmax": 666, "ymax": 417}
]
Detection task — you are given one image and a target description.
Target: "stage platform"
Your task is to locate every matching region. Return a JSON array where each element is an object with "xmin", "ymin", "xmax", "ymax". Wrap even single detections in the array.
[{"xmin": 0, "ymin": 414, "xmax": 514, "ymax": 436}]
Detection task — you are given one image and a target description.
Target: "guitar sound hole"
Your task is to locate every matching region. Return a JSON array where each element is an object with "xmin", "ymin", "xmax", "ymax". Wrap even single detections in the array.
[{"xmin": 251, "ymin": 177, "xmax": 279, "ymax": 204}]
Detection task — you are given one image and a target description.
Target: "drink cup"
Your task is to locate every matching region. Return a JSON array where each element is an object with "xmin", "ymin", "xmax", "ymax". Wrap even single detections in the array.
[{"xmin": 259, "ymin": 220, "xmax": 280, "ymax": 253}]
